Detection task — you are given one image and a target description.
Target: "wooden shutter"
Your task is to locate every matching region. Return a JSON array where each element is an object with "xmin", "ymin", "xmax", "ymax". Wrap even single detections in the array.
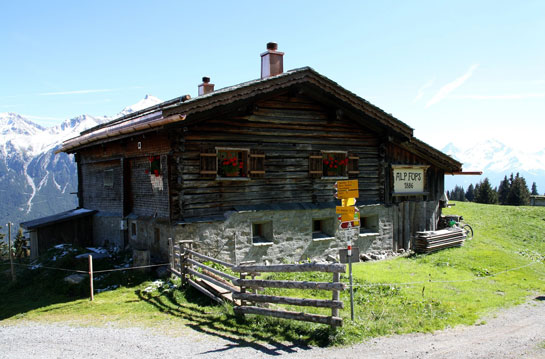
[
  {"xmin": 249, "ymin": 150, "xmax": 265, "ymax": 178},
  {"xmin": 348, "ymin": 153, "xmax": 359, "ymax": 178},
  {"xmin": 309, "ymin": 152, "xmax": 323, "ymax": 178},
  {"xmin": 200, "ymin": 149, "xmax": 217, "ymax": 178}
]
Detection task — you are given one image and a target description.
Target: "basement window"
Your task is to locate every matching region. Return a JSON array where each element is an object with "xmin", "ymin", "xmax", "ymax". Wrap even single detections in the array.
[
  {"xmin": 312, "ymin": 218, "xmax": 335, "ymax": 241},
  {"xmin": 252, "ymin": 221, "xmax": 273, "ymax": 245},
  {"xmin": 359, "ymin": 214, "xmax": 380, "ymax": 237},
  {"xmin": 103, "ymin": 169, "xmax": 114, "ymax": 188}
]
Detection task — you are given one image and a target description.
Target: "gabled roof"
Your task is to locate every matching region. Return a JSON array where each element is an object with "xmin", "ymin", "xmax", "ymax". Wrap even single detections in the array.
[{"xmin": 59, "ymin": 67, "xmax": 461, "ymax": 171}]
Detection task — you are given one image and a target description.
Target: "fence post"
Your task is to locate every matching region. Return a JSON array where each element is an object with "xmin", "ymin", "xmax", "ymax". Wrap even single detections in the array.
[
  {"xmin": 332, "ymin": 272, "xmax": 340, "ymax": 320},
  {"xmin": 168, "ymin": 237, "xmax": 172, "ymax": 270},
  {"xmin": 180, "ymin": 242, "xmax": 187, "ymax": 286},
  {"xmin": 88, "ymin": 255, "xmax": 94, "ymax": 301}
]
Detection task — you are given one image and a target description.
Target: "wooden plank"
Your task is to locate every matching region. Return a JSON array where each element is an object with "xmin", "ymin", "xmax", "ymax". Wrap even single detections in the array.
[
  {"xmin": 187, "ymin": 278, "xmax": 223, "ymax": 304},
  {"xmin": 234, "ymin": 306, "xmax": 342, "ymax": 327},
  {"xmin": 332, "ymin": 272, "xmax": 340, "ymax": 319},
  {"xmin": 232, "ymin": 278, "xmax": 345, "ymax": 291},
  {"xmin": 185, "ymin": 248, "xmax": 234, "ymax": 268},
  {"xmin": 232, "ymin": 262, "xmax": 346, "ymax": 273},
  {"xmin": 187, "ymin": 267, "xmax": 238, "ymax": 293},
  {"xmin": 187, "ymin": 258, "xmax": 238, "ymax": 282},
  {"xmin": 232, "ymin": 292, "xmax": 343, "ymax": 309},
  {"xmin": 403, "ymin": 201, "xmax": 410, "ymax": 250}
]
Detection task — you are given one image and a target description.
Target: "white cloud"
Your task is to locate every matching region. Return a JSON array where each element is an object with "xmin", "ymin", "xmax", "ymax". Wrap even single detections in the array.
[
  {"xmin": 413, "ymin": 78, "xmax": 435, "ymax": 102},
  {"xmin": 425, "ymin": 64, "xmax": 479, "ymax": 108},
  {"xmin": 450, "ymin": 92, "xmax": 545, "ymax": 100}
]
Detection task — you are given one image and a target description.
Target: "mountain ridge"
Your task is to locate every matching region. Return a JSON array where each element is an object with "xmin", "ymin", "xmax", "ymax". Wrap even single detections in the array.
[{"xmin": 0, "ymin": 95, "xmax": 162, "ymax": 232}]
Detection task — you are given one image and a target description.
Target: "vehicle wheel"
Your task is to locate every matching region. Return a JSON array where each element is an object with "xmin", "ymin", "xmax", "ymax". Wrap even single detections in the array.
[{"xmin": 462, "ymin": 224, "xmax": 473, "ymax": 240}]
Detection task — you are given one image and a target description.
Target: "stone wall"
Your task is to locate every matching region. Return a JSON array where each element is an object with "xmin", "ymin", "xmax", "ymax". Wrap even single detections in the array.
[{"xmin": 174, "ymin": 204, "xmax": 395, "ymax": 264}]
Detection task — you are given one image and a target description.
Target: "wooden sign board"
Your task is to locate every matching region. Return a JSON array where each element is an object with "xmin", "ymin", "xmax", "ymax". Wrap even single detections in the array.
[
  {"xmin": 336, "ymin": 206, "xmax": 355, "ymax": 215},
  {"xmin": 336, "ymin": 180, "xmax": 358, "ymax": 191},
  {"xmin": 336, "ymin": 189, "xmax": 359, "ymax": 199},
  {"xmin": 392, "ymin": 165, "xmax": 428, "ymax": 194}
]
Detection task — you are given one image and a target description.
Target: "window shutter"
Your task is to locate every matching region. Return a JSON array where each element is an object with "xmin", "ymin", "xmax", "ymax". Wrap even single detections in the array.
[
  {"xmin": 200, "ymin": 149, "xmax": 217, "ymax": 178},
  {"xmin": 249, "ymin": 150, "xmax": 265, "ymax": 178},
  {"xmin": 309, "ymin": 152, "xmax": 323, "ymax": 178},
  {"xmin": 348, "ymin": 153, "xmax": 359, "ymax": 178}
]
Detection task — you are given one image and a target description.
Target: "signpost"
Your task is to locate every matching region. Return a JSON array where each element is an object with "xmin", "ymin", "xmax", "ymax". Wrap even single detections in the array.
[{"xmin": 334, "ymin": 180, "xmax": 359, "ymax": 321}]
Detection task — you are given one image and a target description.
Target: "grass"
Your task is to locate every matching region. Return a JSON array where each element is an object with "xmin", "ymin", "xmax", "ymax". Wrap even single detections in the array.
[{"xmin": 1, "ymin": 202, "xmax": 545, "ymax": 347}]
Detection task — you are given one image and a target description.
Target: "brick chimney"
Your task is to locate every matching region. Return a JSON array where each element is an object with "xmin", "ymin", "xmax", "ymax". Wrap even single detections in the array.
[
  {"xmin": 261, "ymin": 42, "xmax": 284, "ymax": 79},
  {"xmin": 198, "ymin": 76, "xmax": 214, "ymax": 96}
]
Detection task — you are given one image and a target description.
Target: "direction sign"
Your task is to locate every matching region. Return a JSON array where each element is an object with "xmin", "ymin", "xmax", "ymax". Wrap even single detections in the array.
[{"xmin": 336, "ymin": 180, "xmax": 358, "ymax": 191}]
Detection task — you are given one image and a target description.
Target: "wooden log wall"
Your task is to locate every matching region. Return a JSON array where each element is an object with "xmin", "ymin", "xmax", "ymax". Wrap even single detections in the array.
[{"xmin": 176, "ymin": 94, "xmax": 381, "ymax": 218}]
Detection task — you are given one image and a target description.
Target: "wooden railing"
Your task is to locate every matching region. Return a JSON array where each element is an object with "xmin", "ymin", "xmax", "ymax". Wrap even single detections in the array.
[{"xmin": 168, "ymin": 239, "xmax": 346, "ymax": 327}]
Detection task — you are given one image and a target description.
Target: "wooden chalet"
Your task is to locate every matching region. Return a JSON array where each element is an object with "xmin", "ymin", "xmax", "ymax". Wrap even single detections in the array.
[{"xmin": 55, "ymin": 42, "xmax": 462, "ymax": 263}]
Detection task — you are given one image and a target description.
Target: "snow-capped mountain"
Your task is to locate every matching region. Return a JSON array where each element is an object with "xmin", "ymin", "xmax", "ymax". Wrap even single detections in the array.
[
  {"xmin": 0, "ymin": 95, "xmax": 162, "ymax": 232},
  {"xmin": 443, "ymin": 139, "xmax": 545, "ymax": 194}
]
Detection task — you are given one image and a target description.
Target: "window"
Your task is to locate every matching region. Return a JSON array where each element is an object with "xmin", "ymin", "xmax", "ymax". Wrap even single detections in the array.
[
  {"xmin": 147, "ymin": 156, "xmax": 161, "ymax": 177},
  {"xmin": 359, "ymin": 214, "xmax": 379, "ymax": 235},
  {"xmin": 218, "ymin": 149, "xmax": 248, "ymax": 178},
  {"xmin": 252, "ymin": 221, "xmax": 273, "ymax": 245},
  {"xmin": 200, "ymin": 148, "xmax": 265, "ymax": 179},
  {"xmin": 103, "ymin": 169, "xmax": 114, "ymax": 187},
  {"xmin": 312, "ymin": 218, "xmax": 334, "ymax": 240},
  {"xmin": 130, "ymin": 222, "xmax": 137, "ymax": 239},
  {"xmin": 309, "ymin": 151, "xmax": 359, "ymax": 178}
]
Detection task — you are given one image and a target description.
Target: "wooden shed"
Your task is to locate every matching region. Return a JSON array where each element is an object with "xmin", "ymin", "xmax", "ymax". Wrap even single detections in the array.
[
  {"xmin": 53, "ymin": 42, "xmax": 462, "ymax": 263},
  {"xmin": 20, "ymin": 208, "xmax": 96, "ymax": 259}
]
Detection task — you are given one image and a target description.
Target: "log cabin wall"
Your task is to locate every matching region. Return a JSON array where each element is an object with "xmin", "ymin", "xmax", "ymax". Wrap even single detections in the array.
[
  {"xmin": 385, "ymin": 143, "xmax": 445, "ymax": 250},
  {"xmin": 177, "ymin": 94, "xmax": 382, "ymax": 219},
  {"xmin": 78, "ymin": 131, "xmax": 171, "ymax": 218}
]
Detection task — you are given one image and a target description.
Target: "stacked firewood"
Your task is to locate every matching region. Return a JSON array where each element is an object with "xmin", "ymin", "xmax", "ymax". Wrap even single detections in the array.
[{"xmin": 414, "ymin": 227, "xmax": 466, "ymax": 254}]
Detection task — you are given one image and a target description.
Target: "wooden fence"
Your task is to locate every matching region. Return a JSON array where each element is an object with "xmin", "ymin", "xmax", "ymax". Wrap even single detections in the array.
[{"xmin": 168, "ymin": 239, "xmax": 346, "ymax": 327}]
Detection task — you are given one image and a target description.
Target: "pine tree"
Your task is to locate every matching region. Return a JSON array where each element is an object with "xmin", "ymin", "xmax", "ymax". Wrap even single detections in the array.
[
  {"xmin": 14, "ymin": 227, "xmax": 27, "ymax": 260},
  {"xmin": 498, "ymin": 175, "xmax": 510, "ymax": 205},
  {"xmin": 475, "ymin": 178, "xmax": 498, "ymax": 204},
  {"xmin": 465, "ymin": 184, "xmax": 475, "ymax": 202},
  {"xmin": 507, "ymin": 173, "xmax": 531, "ymax": 205},
  {"xmin": 531, "ymin": 182, "xmax": 538, "ymax": 196},
  {"xmin": 0, "ymin": 226, "xmax": 7, "ymax": 261}
]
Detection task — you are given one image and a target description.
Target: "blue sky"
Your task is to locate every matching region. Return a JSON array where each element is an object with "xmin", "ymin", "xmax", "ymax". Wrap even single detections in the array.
[{"xmin": 1, "ymin": 1, "xmax": 544, "ymax": 151}]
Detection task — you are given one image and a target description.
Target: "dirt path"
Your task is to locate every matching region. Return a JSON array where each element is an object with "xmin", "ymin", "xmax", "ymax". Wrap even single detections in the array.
[{"xmin": 1, "ymin": 298, "xmax": 544, "ymax": 359}]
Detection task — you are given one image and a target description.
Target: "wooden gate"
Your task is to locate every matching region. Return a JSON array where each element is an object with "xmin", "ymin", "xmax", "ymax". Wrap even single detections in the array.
[{"xmin": 169, "ymin": 239, "xmax": 346, "ymax": 327}]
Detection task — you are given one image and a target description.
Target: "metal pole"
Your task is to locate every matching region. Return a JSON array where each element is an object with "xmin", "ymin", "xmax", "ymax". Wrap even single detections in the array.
[
  {"xmin": 347, "ymin": 224, "xmax": 354, "ymax": 321},
  {"xmin": 88, "ymin": 255, "xmax": 94, "ymax": 301},
  {"xmin": 7, "ymin": 222, "xmax": 16, "ymax": 282}
]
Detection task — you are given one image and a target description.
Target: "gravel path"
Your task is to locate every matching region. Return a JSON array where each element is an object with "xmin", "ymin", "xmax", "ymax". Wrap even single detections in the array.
[{"xmin": 1, "ymin": 297, "xmax": 544, "ymax": 359}]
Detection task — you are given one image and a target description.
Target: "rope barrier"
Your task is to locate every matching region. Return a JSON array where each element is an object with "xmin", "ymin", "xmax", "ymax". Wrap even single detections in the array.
[
  {"xmin": 8, "ymin": 261, "xmax": 170, "ymax": 275},
  {"xmin": 93, "ymin": 263, "xmax": 169, "ymax": 274}
]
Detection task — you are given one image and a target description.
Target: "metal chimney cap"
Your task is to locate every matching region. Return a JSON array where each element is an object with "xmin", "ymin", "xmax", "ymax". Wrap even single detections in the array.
[
  {"xmin": 266, "ymin": 42, "xmax": 278, "ymax": 51},
  {"xmin": 202, "ymin": 76, "xmax": 210, "ymax": 83}
]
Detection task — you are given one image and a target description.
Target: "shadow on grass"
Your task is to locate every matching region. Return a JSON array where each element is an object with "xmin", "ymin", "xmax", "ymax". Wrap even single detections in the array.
[
  {"xmin": 0, "ymin": 261, "xmax": 151, "ymax": 321},
  {"xmin": 136, "ymin": 286, "xmax": 333, "ymax": 355}
]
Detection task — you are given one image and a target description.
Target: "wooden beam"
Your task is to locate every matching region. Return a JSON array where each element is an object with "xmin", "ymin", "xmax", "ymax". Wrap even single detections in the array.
[
  {"xmin": 187, "ymin": 258, "xmax": 238, "ymax": 282},
  {"xmin": 233, "ymin": 278, "xmax": 345, "ymax": 291},
  {"xmin": 234, "ymin": 306, "xmax": 342, "ymax": 327},
  {"xmin": 232, "ymin": 262, "xmax": 346, "ymax": 274},
  {"xmin": 187, "ymin": 268, "xmax": 238, "ymax": 293},
  {"xmin": 232, "ymin": 292, "xmax": 343, "ymax": 309},
  {"xmin": 187, "ymin": 278, "xmax": 223, "ymax": 304},
  {"xmin": 184, "ymin": 248, "xmax": 234, "ymax": 268}
]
